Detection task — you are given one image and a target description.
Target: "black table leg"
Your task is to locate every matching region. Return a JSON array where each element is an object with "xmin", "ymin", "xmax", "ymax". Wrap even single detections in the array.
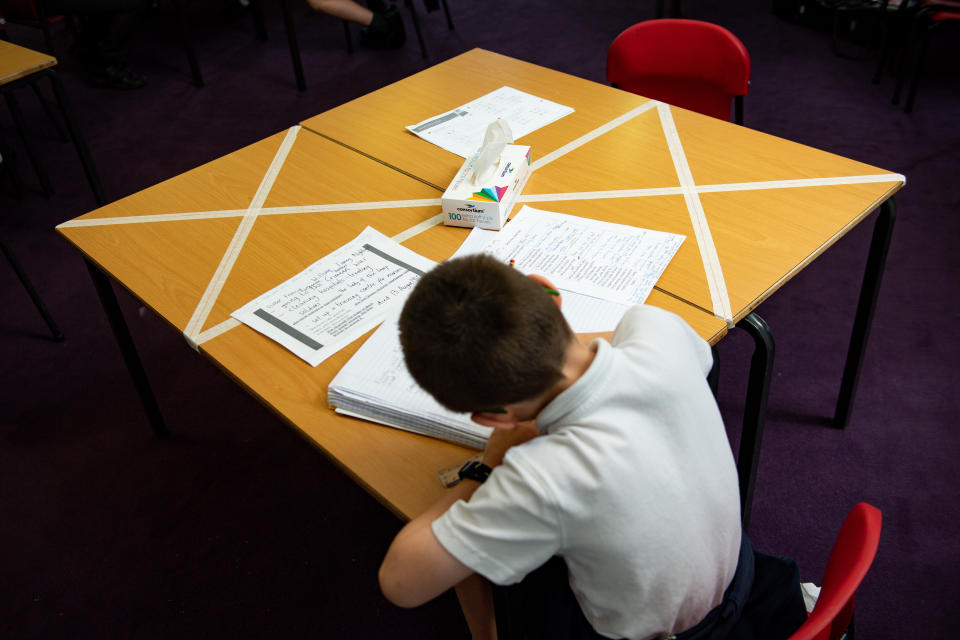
[
  {"xmin": 249, "ymin": 0, "xmax": 268, "ymax": 41},
  {"xmin": 735, "ymin": 312, "xmax": 774, "ymax": 532},
  {"xmin": 834, "ymin": 197, "xmax": 896, "ymax": 428},
  {"xmin": 1, "ymin": 234, "xmax": 64, "ymax": 341},
  {"xmin": 85, "ymin": 258, "xmax": 168, "ymax": 439},
  {"xmin": 3, "ymin": 87, "xmax": 53, "ymax": 197},
  {"xmin": 44, "ymin": 70, "xmax": 107, "ymax": 207}
]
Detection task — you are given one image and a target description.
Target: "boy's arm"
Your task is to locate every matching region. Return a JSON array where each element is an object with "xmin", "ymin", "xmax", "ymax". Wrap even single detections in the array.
[
  {"xmin": 379, "ymin": 420, "xmax": 539, "ymax": 608},
  {"xmin": 378, "ymin": 480, "xmax": 482, "ymax": 608}
]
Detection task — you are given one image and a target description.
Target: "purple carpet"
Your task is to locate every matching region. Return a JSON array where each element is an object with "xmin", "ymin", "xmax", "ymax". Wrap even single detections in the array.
[{"xmin": 1, "ymin": 1, "xmax": 957, "ymax": 637}]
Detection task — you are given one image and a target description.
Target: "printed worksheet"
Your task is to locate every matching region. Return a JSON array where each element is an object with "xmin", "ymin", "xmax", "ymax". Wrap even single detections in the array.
[
  {"xmin": 406, "ymin": 86, "xmax": 574, "ymax": 158},
  {"xmin": 232, "ymin": 227, "xmax": 435, "ymax": 367},
  {"xmin": 454, "ymin": 206, "xmax": 685, "ymax": 330}
]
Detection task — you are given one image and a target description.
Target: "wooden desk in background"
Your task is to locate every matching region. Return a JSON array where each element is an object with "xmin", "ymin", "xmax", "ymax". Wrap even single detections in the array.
[{"xmin": 0, "ymin": 39, "xmax": 104, "ymax": 205}]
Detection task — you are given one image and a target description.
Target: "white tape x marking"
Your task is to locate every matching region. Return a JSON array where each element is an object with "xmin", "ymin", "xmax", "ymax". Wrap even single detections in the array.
[{"xmin": 61, "ymin": 106, "xmax": 905, "ymax": 344}]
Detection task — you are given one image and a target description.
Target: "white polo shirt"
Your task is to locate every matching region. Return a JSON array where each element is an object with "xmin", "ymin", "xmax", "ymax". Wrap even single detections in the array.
[{"xmin": 432, "ymin": 305, "xmax": 742, "ymax": 640}]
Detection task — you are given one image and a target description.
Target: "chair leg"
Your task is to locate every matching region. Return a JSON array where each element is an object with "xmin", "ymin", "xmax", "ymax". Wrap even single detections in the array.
[
  {"xmin": 903, "ymin": 21, "xmax": 936, "ymax": 114},
  {"xmin": 441, "ymin": 0, "xmax": 454, "ymax": 30},
  {"xmin": 834, "ymin": 197, "xmax": 896, "ymax": 429},
  {"xmin": 343, "ymin": 19, "xmax": 354, "ymax": 53},
  {"xmin": 171, "ymin": 0, "xmax": 204, "ymax": 87},
  {"xmin": 249, "ymin": 0, "xmax": 268, "ymax": 41},
  {"xmin": 41, "ymin": 22, "xmax": 55, "ymax": 54},
  {"xmin": 403, "ymin": 0, "xmax": 428, "ymax": 58},
  {"xmin": 892, "ymin": 9, "xmax": 926, "ymax": 105},
  {"xmin": 279, "ymin": 0, "xmax": 307, "ymax": 91},
  {"xmin": 85, "ymin": 258, "xmax": 168, "ymax": 439},
  {"xmin": 45, "ymin": 70, "xmax": 107, "ymax": 207},
  {"xmin": 735, "ymin": 312, "xmax": 774, "ymax": 532},
  {"xmin": 3, "ymin": 87, "xmax": 53, "ymax": 197},
  {"xmin": 872, "ymin": 2, "xmax": 894, "ymax": 84},
  {"xmin": 0, "ymin": 234, "xmax": 65, "ymax": 341}
]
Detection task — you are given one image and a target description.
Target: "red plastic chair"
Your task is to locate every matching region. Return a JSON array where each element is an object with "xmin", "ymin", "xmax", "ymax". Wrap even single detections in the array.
[
  {"xmin": 606, "ymin": 19, "xmax": 750, "ymax": 124},
  {"xmin": 788, "ymin": 502, "xmax": 883, "ymax": 640}
]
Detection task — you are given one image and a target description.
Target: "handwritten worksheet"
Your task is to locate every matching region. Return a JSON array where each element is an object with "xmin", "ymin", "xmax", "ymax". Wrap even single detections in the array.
[
  {"xmin": 455, "ymin": 206, "xmax": 685, "ymax": 330},
  {"xmin": 232, "ymin": 227, "xmax": 435, "ymax": 367},
  {"xmin": 406, "ymin": 86, "xmax": 574, "ymax": 158}
]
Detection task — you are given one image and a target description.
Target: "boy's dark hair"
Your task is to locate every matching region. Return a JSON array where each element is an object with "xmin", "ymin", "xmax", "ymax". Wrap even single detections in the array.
[{"xmin": 399, "ymin": 254, "xmax": 573, "ymax": 413}]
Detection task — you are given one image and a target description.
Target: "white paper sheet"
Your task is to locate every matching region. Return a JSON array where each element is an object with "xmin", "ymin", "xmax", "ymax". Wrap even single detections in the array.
[
  {"xmin": 328, "ymin": 313, "xmax": 491, "ymax": 449},
  {"xmin": 406, "ymin": 86, "xmax": 574, "ymax": 158},
  {"xmin": 452, "ymin": 206, "xmax": 685, "ymax": 332},
  {"xmin": 232, "ymin": 227, "xmax": 435, "ymax": 367}
]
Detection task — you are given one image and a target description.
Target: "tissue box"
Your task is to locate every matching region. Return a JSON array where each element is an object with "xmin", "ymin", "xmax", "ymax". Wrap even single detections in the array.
[{"xmin": 441, "ymin": 145, "xmax": 531, "ymax": 230}]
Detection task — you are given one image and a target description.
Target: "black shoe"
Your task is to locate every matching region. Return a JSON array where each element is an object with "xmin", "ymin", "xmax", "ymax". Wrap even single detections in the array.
[
  {"xmin": 360, "ymin": 6, "xmax": 406, "ymax": 49},
  {"xmin": 88, "ymin": 64, "xmax": 147, "ymax": 90}
]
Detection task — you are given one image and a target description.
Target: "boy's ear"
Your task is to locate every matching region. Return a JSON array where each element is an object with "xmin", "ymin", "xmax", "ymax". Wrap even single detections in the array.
[{"xmin": 471, "ymin": 410, "xmax": 518, "ymax": 429}]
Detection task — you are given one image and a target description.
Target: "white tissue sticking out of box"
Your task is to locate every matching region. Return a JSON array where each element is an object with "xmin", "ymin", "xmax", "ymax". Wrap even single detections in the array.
[{"xmin": 470, "ymin": 119, "xmax": 514, "ymax": 185}]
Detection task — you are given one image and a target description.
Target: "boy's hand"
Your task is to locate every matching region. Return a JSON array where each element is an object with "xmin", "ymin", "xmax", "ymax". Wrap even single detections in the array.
[{"xmin": 482, "ymin": 420, "xmax": 538, "ymax": 468}]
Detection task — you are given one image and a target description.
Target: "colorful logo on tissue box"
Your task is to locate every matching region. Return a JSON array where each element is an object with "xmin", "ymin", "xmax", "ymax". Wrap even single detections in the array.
[{"xmin": 470, "ymin": 186, "xmax": 509, "ymax": 203}]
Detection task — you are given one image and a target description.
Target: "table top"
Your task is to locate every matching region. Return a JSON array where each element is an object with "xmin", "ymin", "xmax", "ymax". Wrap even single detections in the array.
[
  {"xmin": 57, "ymin": 126, "xmax": 727, "ymax": 520},
  {"xmin": 300, "ymin": 49, "xmax": 650, "ymax": 190},
  {"xmin": 0, "ymin": 40, "xmax": 57, "ymax": 86},
  {"xmin": 303, "ymin": 48, "xmax": 904, "ymax": 325}
]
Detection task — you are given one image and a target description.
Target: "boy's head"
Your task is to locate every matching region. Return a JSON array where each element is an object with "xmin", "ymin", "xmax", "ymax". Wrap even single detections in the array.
[{"xmin": 399, "ymin": 254, "xmax": 573, "ymax": 414}]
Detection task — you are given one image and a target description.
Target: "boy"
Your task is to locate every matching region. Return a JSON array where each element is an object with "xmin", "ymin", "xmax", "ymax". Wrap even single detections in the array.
[{"xmin": 378, "ymin": 254, "xmax": 798, "ymax": 639}]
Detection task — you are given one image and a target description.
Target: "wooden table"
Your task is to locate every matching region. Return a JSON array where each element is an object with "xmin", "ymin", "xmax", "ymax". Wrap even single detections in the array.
[
  {"xmin": 56, "ymin": 126, "xmax": 726, "ymax": 520},
  {"xmin": 59, "ymin": 49, "xmax": 901, "ymax": 527},
  {"xmin": 0, "ymin": 40, "xmax": 104, "ymax": 205},
  {"xmin": 301, "ymin": 49, "xmax": 904, "ymax": 526}
]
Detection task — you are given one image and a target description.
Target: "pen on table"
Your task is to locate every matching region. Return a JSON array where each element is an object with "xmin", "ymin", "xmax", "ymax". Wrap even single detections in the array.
[{"xmin": 542, "ymin": 287, "xmax": 560, "ymax": 296}]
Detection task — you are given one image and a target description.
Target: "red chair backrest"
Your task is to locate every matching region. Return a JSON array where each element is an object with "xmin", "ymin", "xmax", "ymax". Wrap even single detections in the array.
[
  {"xmin": 606, "ymin": 19, "xmax": 750, "ymax": 121},
  {"xmin": 787, "ymin": 502, "xmax": 882, "ymax": 640}
]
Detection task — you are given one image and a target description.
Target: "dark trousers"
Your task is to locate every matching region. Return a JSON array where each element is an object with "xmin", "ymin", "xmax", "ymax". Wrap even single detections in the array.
[
  {"xmin": 493, "ymin": 535, "xmax": 808, "ymax": 640},
  {"xmin": 39, "ymin": 0, "xmax": 147, "ymax": 65}
]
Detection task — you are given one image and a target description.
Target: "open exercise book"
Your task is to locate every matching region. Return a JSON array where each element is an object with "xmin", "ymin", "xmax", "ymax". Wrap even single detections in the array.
[{"xmin": 327, "ymin": 206, "xmax": 685, "ymax": 449}]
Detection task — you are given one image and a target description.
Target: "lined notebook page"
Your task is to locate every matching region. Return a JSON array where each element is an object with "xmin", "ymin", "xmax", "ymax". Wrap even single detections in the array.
[{"xmin": 328, "ymin": 313, "xmax": 491, "ymax": 448}]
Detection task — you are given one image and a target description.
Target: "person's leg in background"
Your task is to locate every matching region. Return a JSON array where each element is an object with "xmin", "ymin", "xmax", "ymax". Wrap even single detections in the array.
[{"xmin": 306, "ymin": 0, "xmax": 405, "ymax": 49}]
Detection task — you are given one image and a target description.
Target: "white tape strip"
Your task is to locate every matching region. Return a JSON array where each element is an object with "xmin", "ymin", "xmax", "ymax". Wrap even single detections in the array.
[
  {"xmin": 192, "ymin": 213, "xmax": 447, "ymax": 346},
  {"xmin": 530, "ymin": 100, "xmax": 660, "ymax": 172},
  {"xmin": 56, "ymin": 198, "xmax": 444, "ymax": 228},
  {"xmin": 55, "ymin": 174, "xmax": 903, "ymax": 230},
  {"xmin": 658, "ymin": 103, "xmax": 733, "ymax": 324},
  {"xmin": 183, "ymin": 126, "xmax": 300, "ymax": 346},
  {"xmin": 391, "ymin": 213, "xmax": 444, "ymax": 244},
  {"xmin": 696, "ymin": 173, "xmax": 906, "ymax": 193},
  {"xmin": 520, "ymin": 186, "xmax": 685, "ymax": 202},
  {"xmin": 195, "ymin": 317, "xmax": 242, "ymax": 346}
]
